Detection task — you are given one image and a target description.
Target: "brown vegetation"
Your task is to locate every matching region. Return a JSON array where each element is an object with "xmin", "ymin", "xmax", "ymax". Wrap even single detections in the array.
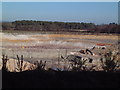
[{"xmin": 2, "ymin": 20, "xmax": 120, "ymax": 34}]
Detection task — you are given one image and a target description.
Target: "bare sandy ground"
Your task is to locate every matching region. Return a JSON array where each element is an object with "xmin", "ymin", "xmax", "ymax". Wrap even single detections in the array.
[{"xmin": 0, "ymin": 32, "xmax": 119, "ymax": 71}]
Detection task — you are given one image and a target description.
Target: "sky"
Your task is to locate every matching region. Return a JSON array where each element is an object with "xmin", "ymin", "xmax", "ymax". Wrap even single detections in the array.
[
  {"xmin": 1, "ymin": 0, "xmax": 120, "ymax": 2},
  {"xmin": 2, "ymin": 2, "xmax": 118, "ymax": 24}
]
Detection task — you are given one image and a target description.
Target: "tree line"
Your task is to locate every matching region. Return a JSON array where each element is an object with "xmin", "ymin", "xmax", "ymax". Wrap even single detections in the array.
[{"xmin": 2, "ymin": 20, "xmax": 120, "ymax": 33}]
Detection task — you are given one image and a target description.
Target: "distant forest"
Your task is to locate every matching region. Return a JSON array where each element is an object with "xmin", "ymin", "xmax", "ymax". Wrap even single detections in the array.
[{"xmin": 2, "ymin": 20, "xmax": 120, "ymax": 33}]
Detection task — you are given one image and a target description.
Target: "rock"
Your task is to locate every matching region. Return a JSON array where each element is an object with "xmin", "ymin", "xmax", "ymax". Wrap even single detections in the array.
[
  {"xmin": 66, "ymin": 55, "xmax": 82, "ymax": 62},
  {"xmin": 112, "ymin": 50, "xmax": 119, "ymax": 56},
  {"xmin": 101, "ymin": 47, "xmax": 106, "ymax": 49},
  {"xmin": 79, "ymin": 50, "xmax": 85, "ymax": 54},
  {"xmin": 88, "ymin": 58, "xmax": 93, "ymax": 63},
  {"xmin": 86, "ymin": 49, "xmax": 93, "ymax": 55}
]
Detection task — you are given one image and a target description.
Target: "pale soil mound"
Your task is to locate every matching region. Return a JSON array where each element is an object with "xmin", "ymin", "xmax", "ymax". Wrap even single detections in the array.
[{"xmin": 0, "ymin": 56, "xmax": 36, "ymax": 72}]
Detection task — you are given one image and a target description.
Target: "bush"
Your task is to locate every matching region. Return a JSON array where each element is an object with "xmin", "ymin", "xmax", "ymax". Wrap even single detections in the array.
[
  {"xmin": 66, "ymin": 55, "xmax": 87, "ymax": 71},
  {"xmin": 100, "ymin": 51, "xmax": 120, "ymax": 72},
  {"xmin": 2, "ymin": 55, "xmax": 9, "ymax": 72},
  {"xmin": 34, "ymin": 60, "xmax": 46, "ymax": 71}
]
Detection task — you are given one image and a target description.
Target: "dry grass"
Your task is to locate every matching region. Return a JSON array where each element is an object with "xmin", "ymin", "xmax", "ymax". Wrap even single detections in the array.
[
  {"xmin": 2, "ymin": 38, "xmax": 55, "ymax": 43},
  {"xmin": 2, "ymin": 39, "xmax": 33, "ymax": 43},
  {"xmin": 32, "ymin": 34, "xmax": 118, "ymax": 40},
  {"xmin": 1, "ymin": 33, "xmax": 118, "ymax": 43}
]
